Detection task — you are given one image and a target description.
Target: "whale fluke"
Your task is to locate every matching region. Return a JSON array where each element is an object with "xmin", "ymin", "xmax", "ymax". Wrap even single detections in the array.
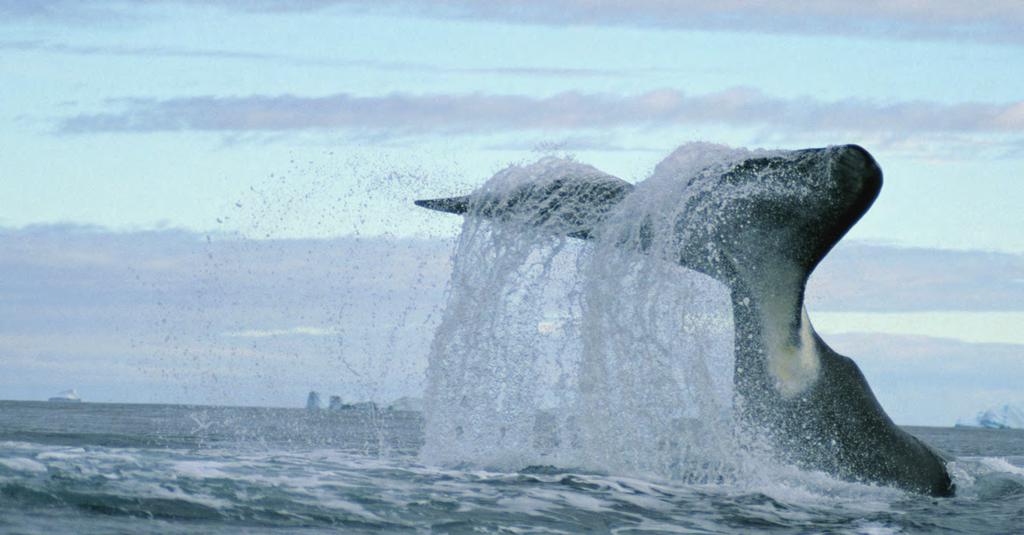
[
  {"xmin": 415, "ymin": 196, "xmax": 472, "ymax": 215},
  {"xmin": 417, "ymin": 174, "xmax": 634, "ymax": 240},
  {"xmin": 417, "ymin": 145, "xmax": 954, "ymax": 496}
]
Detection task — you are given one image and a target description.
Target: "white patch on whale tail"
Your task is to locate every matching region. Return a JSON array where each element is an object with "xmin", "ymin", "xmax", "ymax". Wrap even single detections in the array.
[{"xmin": 762, "ymin": 300, "xmax": 821, "ymax": 397}]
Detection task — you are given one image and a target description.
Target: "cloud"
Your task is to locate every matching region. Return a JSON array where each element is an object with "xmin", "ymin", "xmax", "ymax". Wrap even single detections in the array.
[
  {"xmin": 222, "ymin": 327, "xmax": 338, "ymax": 337},
  {"xmin": 0, "ymin": 224, "xmax": 451, "ymax": 406},
  {"xmin": 6, "ymin": 1, "xmax": 1024, "ymax": 45},
  {"xmin": 0, "ymin": 39, "xmax": 272, "ymax": 60},
  {"xmin": 809, "ymin": 242, "xmax": 1024, "ymax": 312},
  {"xmin": 372, "ymin": 1, "xmax": 1024, "ymax": 46},
  {"xmin": 1, "ymin": 39, "xmax": 625, "ymax": 78},
  {"xmin": 57, "ymin": 89, "xmax": 1024, "ymax": 146},
  {"xmin": 2, "ymin": 224, "xmax": 1022, "ymax": 412},
  {"xmin": 827, "ymin": 332, "xmax": 1024, "ymax": 425},
  {"xmin": 306, "ymin": 0, "xmax": 1024, "ymax": 45},
  {"xmin": 0, "ymin": 0, "xmax": 130, "ymax": 24}
]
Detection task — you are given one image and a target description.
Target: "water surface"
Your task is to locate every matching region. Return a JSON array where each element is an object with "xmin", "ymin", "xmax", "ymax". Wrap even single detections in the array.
[{"xmin": 1, "ymin": 401, "xmax": 1021, "ymax": 534}]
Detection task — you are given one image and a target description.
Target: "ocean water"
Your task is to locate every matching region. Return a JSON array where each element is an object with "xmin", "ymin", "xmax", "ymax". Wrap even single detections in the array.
[{"xmin": 1, "ymin": 401, "xmax": 1022, "ymax": 534}]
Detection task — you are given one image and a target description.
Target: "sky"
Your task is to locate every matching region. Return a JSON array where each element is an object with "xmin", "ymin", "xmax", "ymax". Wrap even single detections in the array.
[{"xmin": 1, "ymin": 1, "xmax": 1022, "ymax": 424}]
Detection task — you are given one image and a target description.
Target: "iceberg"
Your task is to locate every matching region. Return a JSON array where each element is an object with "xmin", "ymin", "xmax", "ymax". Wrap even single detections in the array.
[
  {"xmin": 328, "ymin": 395, "xmax": 346, "ymax": 411},
  {"xmin": 956, "ymin": 404, "xmax": 1024, "ymax": 429},
  {"xmin": 306, "ymin": 391, "xmax": 322, "ymax": 410},
  {"xmin": 48, "ymin": 389, "xmax": 82, "ymax": 403}
]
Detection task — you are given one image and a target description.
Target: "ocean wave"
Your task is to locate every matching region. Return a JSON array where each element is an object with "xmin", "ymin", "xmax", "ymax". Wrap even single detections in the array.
[{"xmin": 2, "ymin": 416, "xmax": 1022, "ymax": 533}]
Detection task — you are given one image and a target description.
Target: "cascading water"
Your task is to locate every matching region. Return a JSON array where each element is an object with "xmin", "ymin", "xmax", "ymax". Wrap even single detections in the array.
[{"xmin": 422, "ymin": 144, "xmax": 796, "ymax": 483}]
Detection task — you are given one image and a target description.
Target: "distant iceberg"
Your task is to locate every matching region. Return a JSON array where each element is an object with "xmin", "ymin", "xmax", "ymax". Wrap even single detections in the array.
[
  {"xmin": 306, "ymin": 391, "xmax": 322, "ymax": 410},
  {"xmin": 48, "ymin": 389, "xmax": 82, "ymax": 403},
  {"xmin": 956, "ymin": 404, "xmax": 1024, "ymax": 429}
]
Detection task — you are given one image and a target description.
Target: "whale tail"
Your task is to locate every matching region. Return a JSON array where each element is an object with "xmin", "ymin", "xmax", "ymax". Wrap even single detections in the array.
[
  {"xmin": 415, "ymin": 144, "xmax": 953, "ymax": 496},
  {"xmin": 415, "ymin": 145, "xmax": 881, "ymax": 281}
]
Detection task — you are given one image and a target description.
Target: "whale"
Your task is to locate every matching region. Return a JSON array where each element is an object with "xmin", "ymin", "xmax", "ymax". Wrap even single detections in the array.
[{"xmin": 416, "ymin": 144, "xmax": 954, "ymax": 496}]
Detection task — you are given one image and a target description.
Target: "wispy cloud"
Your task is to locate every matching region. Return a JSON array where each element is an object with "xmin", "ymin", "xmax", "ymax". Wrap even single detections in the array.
[
  {"xmin": 324, "ymin": 0, "xmax": 1024, "ymax": 45},
  {"xmin": 6, "ymin": 1, "xmax": 1024, "ymax": 45},
  {"xmin": 0, "ymin": 39, "xmax": 271, "ymax": 60},
  {"xmin": 58, "ymin": 89, "xmax": 1024, "ymax": 148},
  {"xmin": 0, "ymin": 0, "xmax": 132, "ymax": 24},
  {"xmin": 815, "ymin": 311, "xmax": 1024, "ymax": 346},
  {"xmin": 222, "ymin": 327, "xmax": 338, "ymax": 338},
  {"xmin": 1, "ymin": 39, "xmax": 626, "ymax": 78}
]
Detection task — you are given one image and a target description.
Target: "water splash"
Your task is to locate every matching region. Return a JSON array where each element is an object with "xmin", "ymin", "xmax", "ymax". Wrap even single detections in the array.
[{"xmin": 421, "ymin": 145, "xmax": 800, "ymax": 483}]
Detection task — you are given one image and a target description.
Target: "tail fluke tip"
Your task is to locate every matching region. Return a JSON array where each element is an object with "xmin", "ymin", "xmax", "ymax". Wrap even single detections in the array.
[{"xmin": 414, "ymin": 195, "xmax": 471, "ymax": 215}]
